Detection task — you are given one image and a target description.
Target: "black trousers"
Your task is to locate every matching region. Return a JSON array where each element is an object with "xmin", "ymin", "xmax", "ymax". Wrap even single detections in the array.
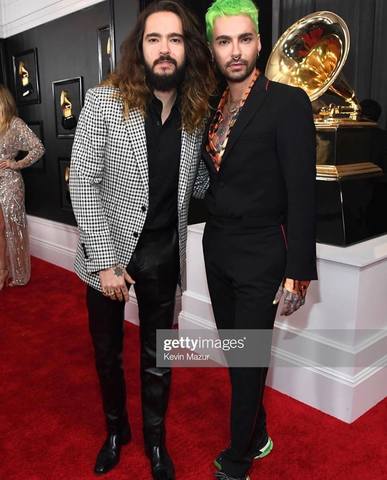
[
  {"xmin": 203, "ymin": 218, "xmax": 287, "ymax": 477},
  {"xmin": 87, "ymin": 227, "xmax": 179, "ymax": 449}
]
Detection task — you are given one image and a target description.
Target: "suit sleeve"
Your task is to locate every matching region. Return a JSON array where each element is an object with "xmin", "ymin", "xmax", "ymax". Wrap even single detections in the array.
[
  {"xmin": 69, "ymin": 89, "xmax": 118, "ymax": 273},
  {"xmin": 276, "ymin": 87, "xmax": 318, "ymax": 280}
]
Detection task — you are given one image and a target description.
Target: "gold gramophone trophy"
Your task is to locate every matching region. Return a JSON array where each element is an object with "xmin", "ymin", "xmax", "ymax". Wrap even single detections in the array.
[
  {"xmin": 60, "ymin": 90, "xmax": 77, "ymax": 130},
  {"xmin": 266, "ymin": 11, "xmax": 385, "ymax": 246},
  {"xmin": 18, "ymin": 61, "xmax": 33, "ymax": 97}
]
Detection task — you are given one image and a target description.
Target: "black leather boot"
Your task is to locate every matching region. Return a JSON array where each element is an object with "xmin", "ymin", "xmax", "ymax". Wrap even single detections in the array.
[
  {"xmin": 147, "ymin": 444, "xmax": 175, "ymax": 480},
  {"xmin": 94, "ymin": 422, "xmax": 131, "ymax": 475}
]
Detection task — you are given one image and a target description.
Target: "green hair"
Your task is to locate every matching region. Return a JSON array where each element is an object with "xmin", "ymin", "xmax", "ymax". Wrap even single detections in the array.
[{"xmin": 206, "ymin": 0, "xmax": 259, "ymax": 41}]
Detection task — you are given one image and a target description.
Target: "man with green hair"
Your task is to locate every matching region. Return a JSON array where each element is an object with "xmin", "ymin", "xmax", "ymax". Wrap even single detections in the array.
[{"xmin": 200, "ymin": 0, "xmax": 317, "ymax": 479}]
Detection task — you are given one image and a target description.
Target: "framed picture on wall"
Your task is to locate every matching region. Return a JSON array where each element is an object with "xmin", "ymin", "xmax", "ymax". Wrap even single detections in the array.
[
  {"xmin": 58, "ymin": 157, "xmax": 72, "ymax": 211},
  {"xmin": 52, "ymin": 77, "xmax": 83, "ymax": 139},
  {"xmin": 98, "ymin": 25, "xmax": 114, "ymax": 82},
  {"xmin": 12, "ymin": 48, "xmax": 41, "ymax": 105},
  {"xmin": 26, "ymin": 121, "xmax": 45, "ymax": 171}
]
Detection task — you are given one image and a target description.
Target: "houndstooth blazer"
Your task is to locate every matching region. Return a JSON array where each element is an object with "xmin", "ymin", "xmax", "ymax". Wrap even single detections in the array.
[{"xmin": 69, "ymin": 85, "xmax": 209, "ymax": 292}]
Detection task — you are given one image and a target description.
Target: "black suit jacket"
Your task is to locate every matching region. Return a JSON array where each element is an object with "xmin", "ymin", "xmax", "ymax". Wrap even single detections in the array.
[{"xmin": 202, "ymin": 74, "xmax": 318, "ymax": 280}]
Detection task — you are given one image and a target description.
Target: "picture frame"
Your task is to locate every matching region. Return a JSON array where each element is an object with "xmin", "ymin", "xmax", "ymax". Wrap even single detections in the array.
[
  {"xmin": 12, "ymin": 48, "xmax": 41, "ymax": 105},
  {"xmin": 52, "ymin": 77, "xmax": 83, "ymax": 139},
  {"xmin": 58, "ymin": 157, "xmax": 72, "ymax": 211},
  {"xmin": 98, "ymin": 25, "xmax": 114, "ymax": 82},
  {"xmin": 26, "ymin": 121, "xmax": 45, "ymax": 171}
]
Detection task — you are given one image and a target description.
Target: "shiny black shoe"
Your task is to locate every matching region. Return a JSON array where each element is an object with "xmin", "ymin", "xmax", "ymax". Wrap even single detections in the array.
[
  {"xmin": 147, "ymin": 445, "xmax": 175, "ymax": 480},
  {"xmin": 94, "ymin": 428, "xmax": 131, "ymax": 475}
]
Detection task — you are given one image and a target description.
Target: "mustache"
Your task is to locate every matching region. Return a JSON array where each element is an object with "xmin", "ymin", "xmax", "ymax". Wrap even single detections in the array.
[
  {"xmin": 226, "ymin": 59, "xmax": 248, "ymax": 67},
  {"xmin": 153, "ymin": 55, "xmax": 177, "ymax": 67}
]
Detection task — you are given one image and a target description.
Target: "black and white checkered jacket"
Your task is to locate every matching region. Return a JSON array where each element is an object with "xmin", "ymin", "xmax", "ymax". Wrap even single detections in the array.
[{"xmin": 69, "ymin": 86, "xmax": 209, "ymax": 292}]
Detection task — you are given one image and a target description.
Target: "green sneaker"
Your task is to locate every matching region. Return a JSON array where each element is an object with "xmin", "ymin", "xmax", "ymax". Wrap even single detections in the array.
[
  {"xmin": 213, "ymin": 436, "xmax": 273, "ymax": 478},
  {"xmin": 253, "ymin": 435, "xmax": 273, "ymax": 460}
]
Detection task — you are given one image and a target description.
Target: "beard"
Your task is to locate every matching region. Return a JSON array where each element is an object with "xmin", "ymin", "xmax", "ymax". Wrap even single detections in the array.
[
  {"xmin": 144, "ymin": 55, "xmax": 186, "ymax": 92},
  {"xmin": 221, "ymin": 57, "xmax": 257, "ymax": 83}
]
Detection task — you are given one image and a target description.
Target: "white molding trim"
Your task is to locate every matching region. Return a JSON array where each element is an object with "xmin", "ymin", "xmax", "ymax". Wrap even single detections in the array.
[
  {"xmin": 28, "ymin": 215, "xmax": 78, "ymax": 271},
  {"xmin": 274, "ymin": 320, "xmax": 387, "ymax": 356},
  {"xmin": 0, "ymin": 2, "xmax": 5, "ymax": 38},
  {"xmin": 179, "ymin": 305, "xmax": 387, "ymax": 383},
  {"xmin": 266, "ymin": 353, "xmax": 387, "ymax": 423},
  {"xmin": 1, "ymin": 0, "xmax": 106, "ymax": 38},
  {"xmin": 180, "ymin": 289, "xmax": 387, "ymax": 356},
  {"xmin": 271, "ymin": 346, "xmax": 387, "ymax": 387}
]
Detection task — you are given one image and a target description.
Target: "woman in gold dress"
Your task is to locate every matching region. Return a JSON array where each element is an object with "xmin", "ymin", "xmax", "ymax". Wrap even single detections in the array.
[{"xmin": 0, "ymin": 84, "xmax": 45, "ymax": 290}]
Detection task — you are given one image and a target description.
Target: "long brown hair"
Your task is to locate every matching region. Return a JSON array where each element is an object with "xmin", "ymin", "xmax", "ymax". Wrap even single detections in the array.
[
  {"xmin": 106, "ymin": 0, "xmax": 215, "ymax": 133},
  {"xmin": 0, "ymin": 84, "xmax": 17, "ymax": 133}
]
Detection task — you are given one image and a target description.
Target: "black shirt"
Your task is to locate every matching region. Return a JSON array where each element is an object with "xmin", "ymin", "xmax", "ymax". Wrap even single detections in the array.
[{"xmin": 143, "ymin": 95, "xmax": 181, "ymax": 231}]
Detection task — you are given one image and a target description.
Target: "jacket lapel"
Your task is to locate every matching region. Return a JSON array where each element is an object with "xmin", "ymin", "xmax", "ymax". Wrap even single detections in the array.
[
  {"xmin": 124, "ymin": 109, "xmax": 149, "ymax": 196},
  {"xmin": 220, "ymin": 74, "xmax": 269, "ymax": 166}
]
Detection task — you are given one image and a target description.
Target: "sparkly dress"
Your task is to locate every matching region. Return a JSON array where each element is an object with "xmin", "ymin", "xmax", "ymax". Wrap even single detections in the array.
[{"xmin": 0, "ymin": 117, "xmax": 45, "ymax": 286}]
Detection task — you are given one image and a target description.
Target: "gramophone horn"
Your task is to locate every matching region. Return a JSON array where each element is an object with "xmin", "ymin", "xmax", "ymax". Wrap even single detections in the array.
[{"xmin": 265, "ymin": 11, "xmax": 360, "ymax": 119}]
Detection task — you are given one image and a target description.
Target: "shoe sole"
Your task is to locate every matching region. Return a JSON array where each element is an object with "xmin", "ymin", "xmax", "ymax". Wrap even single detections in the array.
[{"xmin": 254, "ymin": 436, "xmax": 273, "ymax": 460}]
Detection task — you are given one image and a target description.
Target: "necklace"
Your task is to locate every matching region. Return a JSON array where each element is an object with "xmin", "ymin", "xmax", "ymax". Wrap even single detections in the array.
[
  {"xmin": 206, "ymin": 69, "xmax": 260, "ymax": 171},
  {"xmin": 226, "ymin": 73, "xmax": 257, "ymax": 113},
  {"xmin": 227, "ymin": 98, "xmax": 242, "ymax": 114}
]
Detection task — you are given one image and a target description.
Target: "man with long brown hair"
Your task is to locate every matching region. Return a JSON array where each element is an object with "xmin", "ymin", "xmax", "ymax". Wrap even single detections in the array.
[{"xmin": 69, "ymin": 1, "xmax": 214, "ymax": 478}]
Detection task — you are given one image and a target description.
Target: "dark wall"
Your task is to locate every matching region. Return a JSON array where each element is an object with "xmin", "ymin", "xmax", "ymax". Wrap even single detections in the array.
[
  {"xmin": 4, "ymin": 1, "xmax": 111, "ymax": 225},
  {"xmin": 112, "ymin": 0, "xmax": 139, "ymax": 62}
]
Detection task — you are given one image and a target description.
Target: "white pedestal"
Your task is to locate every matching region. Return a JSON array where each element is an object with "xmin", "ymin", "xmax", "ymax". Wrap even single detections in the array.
[{"xmin": 179, "ymin": 223, "xmax": 387, "ymax": 423}]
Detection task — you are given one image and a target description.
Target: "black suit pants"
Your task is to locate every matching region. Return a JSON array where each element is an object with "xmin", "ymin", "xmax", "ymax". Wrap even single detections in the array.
[
  {"xmin": 87, "ymin": 227, "xmax": 179, "ymax": 449},
  {"xmin": 203, "ymin": 218, "xmax": 287, "ymax": 477}
]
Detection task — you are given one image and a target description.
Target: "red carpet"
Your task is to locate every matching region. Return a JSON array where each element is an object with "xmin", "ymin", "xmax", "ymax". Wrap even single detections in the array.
[{"xmin": 0, "ymin": 257, "xmax": 386, "ymax": 480}]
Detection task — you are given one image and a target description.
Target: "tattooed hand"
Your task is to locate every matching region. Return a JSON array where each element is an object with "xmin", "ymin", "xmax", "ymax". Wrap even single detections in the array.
[
  {"xmin": 273, "ymin": 278, "xmax": 310, "ymax": 316},
  {"xmin": 99, "ymin": 265, "xmax": 135, "ymax": 302}
]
